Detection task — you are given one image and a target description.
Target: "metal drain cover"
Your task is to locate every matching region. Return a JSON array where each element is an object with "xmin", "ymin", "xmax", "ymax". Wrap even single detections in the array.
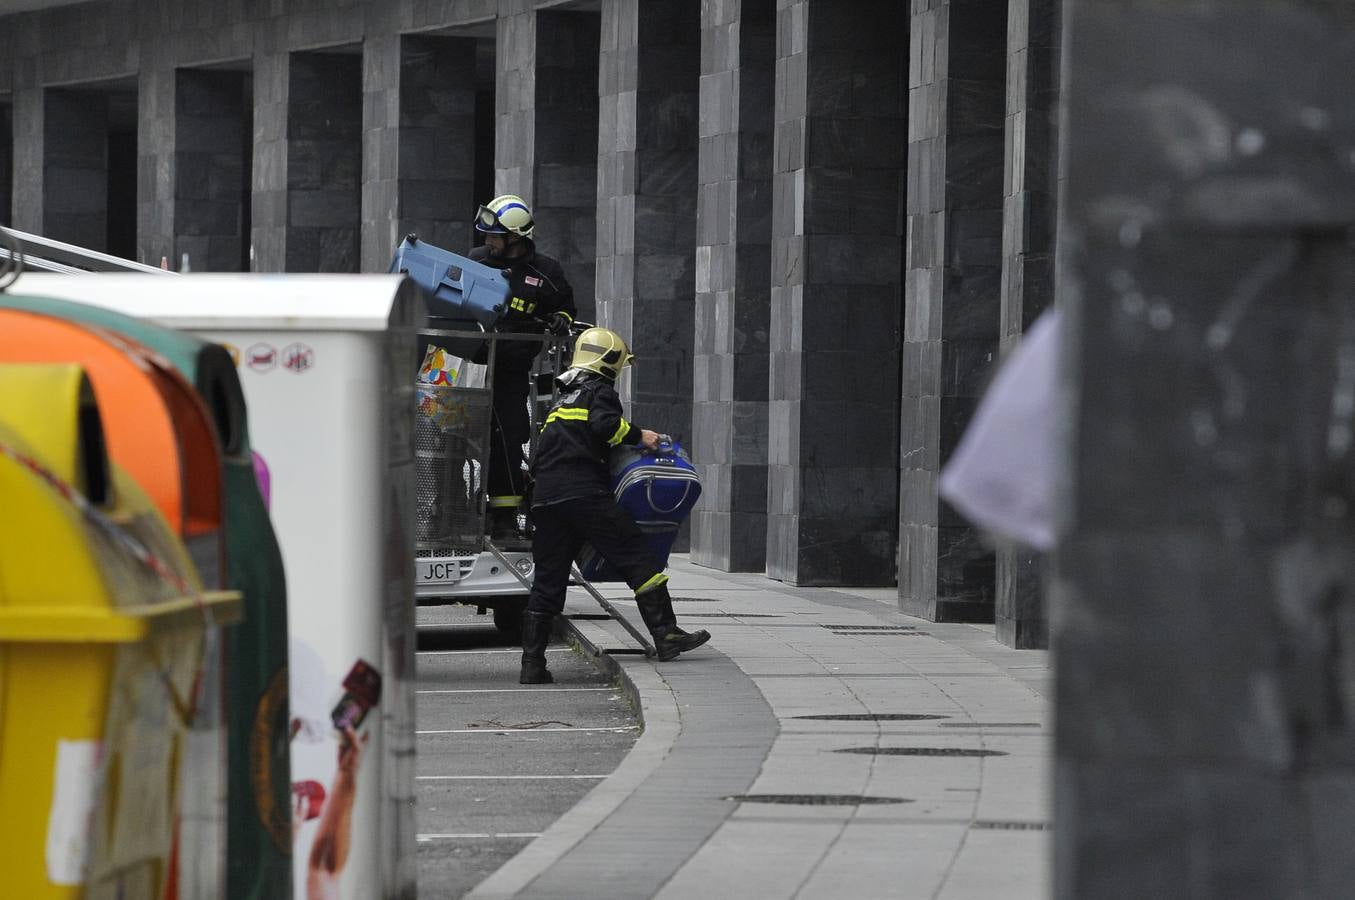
[
  {"xmin": 683, "ymin": 612, "xmax": 784, "ymax": 618},
  {"xmin": 971, "ymin": 820, "xmax": 1050, "ymax": 831},
  {"xmin": 725, "ymin": 794, "xmax": 911, "ymax": 806},
  {"xmin": 822, "ymin": 624, "xmax": 917, "ymax": 630},
  {"xmin": 793, "ymin": 714, "xmax": 949, "ymax": 722},
  {"xmin": 834, "ymin": 747, "xmax": 1008, "ymax": 757}
]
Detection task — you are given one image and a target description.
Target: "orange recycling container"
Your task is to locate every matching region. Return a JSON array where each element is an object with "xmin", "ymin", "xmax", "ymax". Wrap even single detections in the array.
[{"xmin": 0, "ymin": 309, "xmax": 225, "ymax": 586}]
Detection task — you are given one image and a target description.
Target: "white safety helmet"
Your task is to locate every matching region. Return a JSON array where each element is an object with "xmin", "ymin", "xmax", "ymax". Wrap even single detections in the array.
[{"xmin": 474, "ymin": 194, "xmax": 535, "ymax": 239}]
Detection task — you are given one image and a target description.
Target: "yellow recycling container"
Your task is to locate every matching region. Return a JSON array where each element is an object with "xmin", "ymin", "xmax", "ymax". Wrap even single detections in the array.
[{"xmin": 0, "ymin": 364, "xmax": 240, "ymax": 899}]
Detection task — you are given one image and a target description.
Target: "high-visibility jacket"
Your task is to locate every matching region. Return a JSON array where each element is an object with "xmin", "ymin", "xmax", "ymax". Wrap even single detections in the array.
[{"xmin": 530, "ymin": 369, "xmax": 642, "ymax": 506}]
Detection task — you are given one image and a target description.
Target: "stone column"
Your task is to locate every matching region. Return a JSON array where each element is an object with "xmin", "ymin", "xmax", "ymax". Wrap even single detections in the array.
[
  {"xmin": 9, "ymin": 85, "xmax": 41, "ymax": 235},
  {"xmin": 391, "ymin": 35, "xmax": 477, "ymax": 257},
  {"xmin": 361, "ymin": 32, "xmax": 401, "ymax": 272},
  {"xmin": 0, "ymin": 102, "xmax": 13, "ymax": 226},
  {"xmin": 42, "ymin": 88, "xmax": 108, "ymax": 251},
  {"xmin": 596, "ymin": 0, "xmax": 699, "ymax": 436},
  {"xmin": 690, "ymin": 0, "xmax": 775, "ymax": 572},
  {"xmin": 994, "ymin": 0, "xmax": 1061, "ymax": 648},
  {"xmin": 899, "ymin": 0, "xmax": 1008, "ymax": 619},
  {"xmin": 286, "ymin": 51, "xmax": 362, "ymax": 273},
  {"xmin": 174, "ymin": 69, "xmax": 249, "ymax": 272},
  {"xmin": 533, "ymin": 9, "xmax": 600, "ymax": 321},
  {"xmin": 495, "ymin": 4, "xmax": 536, "ymax": 200},
  {"xmin": 252, "ymin": 41, "xmax": 289, "ymax": 273},
  {"xmin": 1056, "ymin": 2, "xmax": 1355, "ymax": 896},
  {"xmin": 766, "ymin": 0, "xmax": 907, "ymax": 586}
]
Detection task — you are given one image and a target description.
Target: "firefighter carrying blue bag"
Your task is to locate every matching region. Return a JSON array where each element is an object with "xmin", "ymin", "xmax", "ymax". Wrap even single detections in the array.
[
  {"xmin": 577, "ymin": 439, "xmax": 702, "ymax": 583},
  {"xmin": 520, "ymin": 327, "xmax": 711, "ymax": 684}
]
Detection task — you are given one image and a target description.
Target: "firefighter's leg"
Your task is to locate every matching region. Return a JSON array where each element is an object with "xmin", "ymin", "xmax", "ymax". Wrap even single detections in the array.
[
  {"xmin": 579, "ymin": 496, "xmax": 710, "ymax": 661},
  {"xmin": 520, "ymin": 503, "xmax": 584, "ymax": 684},
  {"xmin": 488, "ymin": 374, "xmax": 530, "ymax": 539}
]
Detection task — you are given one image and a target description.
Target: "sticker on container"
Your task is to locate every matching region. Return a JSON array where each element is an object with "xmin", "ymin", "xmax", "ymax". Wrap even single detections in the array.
[
  {"xmin": 247, "ymin": 343, "xmax": 278, "ymax": 372},
  {"xmin": 45, "ymin": 739, "xmax": 102, "ymax": 886},
  {"xmin": 283, "ymin": 343, "xmax": 314, "ymax": 374}
]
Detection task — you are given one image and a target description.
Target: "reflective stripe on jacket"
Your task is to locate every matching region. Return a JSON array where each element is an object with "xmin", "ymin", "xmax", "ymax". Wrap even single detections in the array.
[{"xmin": 529, "ymin": 371, "xmax": 642, "ymax": 506}]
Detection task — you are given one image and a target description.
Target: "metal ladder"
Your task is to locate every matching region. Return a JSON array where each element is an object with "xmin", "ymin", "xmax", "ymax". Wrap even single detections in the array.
[{"xmin": 483, "ymin": 538, "xmax": 657, "ymax": 659}]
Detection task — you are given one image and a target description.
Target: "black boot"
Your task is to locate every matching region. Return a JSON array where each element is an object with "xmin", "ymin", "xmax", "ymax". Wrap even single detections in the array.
[
  {"xmin": 519, "ymin": 610, "xmax": 555, "ymax": 684},
  {"xmin": 635, "ymin": 583, "xmax": 710, "ymax": 662}
]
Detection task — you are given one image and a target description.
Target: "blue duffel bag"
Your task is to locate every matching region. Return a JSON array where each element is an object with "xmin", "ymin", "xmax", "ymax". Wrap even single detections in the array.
[{"xmin": 577, "ymin": 439, "xmax": 702, "ymax": 582}]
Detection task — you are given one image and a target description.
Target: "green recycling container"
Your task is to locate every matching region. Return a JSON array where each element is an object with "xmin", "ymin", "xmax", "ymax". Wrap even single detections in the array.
[{"xmin": 0, "ymin": 294, "xmax": 293, "ymax": 900}]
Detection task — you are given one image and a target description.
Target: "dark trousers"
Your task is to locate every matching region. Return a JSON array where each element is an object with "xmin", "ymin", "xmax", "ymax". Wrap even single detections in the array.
[
  {"xmin": 488, "ymin": 371, "xmax": 530, "ymax": 503},
  {"xmin": 527, "ymin": 495, "xmax": 661, "ymax": 616}
]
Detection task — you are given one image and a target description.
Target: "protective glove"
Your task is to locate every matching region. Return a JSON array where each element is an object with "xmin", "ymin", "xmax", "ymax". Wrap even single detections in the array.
[{"xmin": 546, "ymin": 311, "xmax": 573, "ymax": 338}]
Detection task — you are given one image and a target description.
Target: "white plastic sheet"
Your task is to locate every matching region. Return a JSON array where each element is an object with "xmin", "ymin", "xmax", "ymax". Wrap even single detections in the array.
[{"xmin": 939, "ymin": 309, "xmax": 1061, "ymax": 551}]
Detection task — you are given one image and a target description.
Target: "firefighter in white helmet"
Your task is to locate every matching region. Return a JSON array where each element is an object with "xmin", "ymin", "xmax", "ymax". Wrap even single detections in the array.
[
  {"xmin": 517, "ymin": 327, "xmax": 711, "ymax": 684},
  {"xmin": 470, "ymin": 193, "xmax": 577, "ymax": 541}
]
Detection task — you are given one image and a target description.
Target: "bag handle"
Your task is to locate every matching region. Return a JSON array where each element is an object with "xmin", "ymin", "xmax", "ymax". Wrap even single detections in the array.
[{"xmin": 645, "ymin": 477, "xmax": 694, "ymax": 515}]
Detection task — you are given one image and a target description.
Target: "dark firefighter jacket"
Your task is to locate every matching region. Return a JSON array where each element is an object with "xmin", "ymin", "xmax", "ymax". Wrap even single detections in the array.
[
  {"xmin": 529, "ymin": 369, "xmax": 642, "ymax": 506},
  {"xmin": 469, "ymin": 243, "xmax": 576, "ymax": 374}
]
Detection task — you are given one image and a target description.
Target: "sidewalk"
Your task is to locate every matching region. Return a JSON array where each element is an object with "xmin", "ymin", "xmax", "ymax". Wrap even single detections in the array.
[{"xmin": 468, "ymin": 557, "xmax": 1051, "ymax": 900}]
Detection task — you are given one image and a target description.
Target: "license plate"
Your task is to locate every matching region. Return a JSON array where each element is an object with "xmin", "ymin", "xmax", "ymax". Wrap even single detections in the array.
[{"xmin": 418, "ymin": 559, "xmax": 461, "ymax": 584}]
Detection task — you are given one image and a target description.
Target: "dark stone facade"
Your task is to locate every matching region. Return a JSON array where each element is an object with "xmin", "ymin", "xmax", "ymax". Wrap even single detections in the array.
[
  {"xmin": 0, "ymin": 0, "xmax": 1060, "ymax": 626},
  {"xmin": 0, "ymin": 101, "xmax": 11, "ymax": 226},
  {"xmin": 994, "ymin": 0, "xmax": 1061, "ymax": 649},
  {"xmin": 900, "ymin": 0, "xmax": 1009, "ymax": 619},
  {"xmin": 175, "ymin": 69, "xmax": 250, "ymax": 273},
  {"xmin": 596, "ymin": 0, "xmax": 700, "ymax": 441},
  {"xmin": 690, "ymin": 0, "xmax": 774, "ymax": 573},
  {"xmin": 528, "ymin": 9, "xmax": 600, "ymax": 322},
  {"xmin": 766, "ymin": 0, "xmax": 908, "ymax": 587},
  {"xmin": 1056, "ymin": 1, "xmax": 1355, "ymax": 895}
]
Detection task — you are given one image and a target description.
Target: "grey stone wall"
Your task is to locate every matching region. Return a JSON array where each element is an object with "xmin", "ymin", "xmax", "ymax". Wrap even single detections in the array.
[
  {"xmin": 900, "ymin": 0, "xmax": 1008, "ymax": 619},
  {"xmin": 596, "ymin": 0, "xmax": 699, "ymax": 438},
  {"xmin": 495, "ymin": 4, "xmax": 537, "ymax": 201},
  {"xmin": 994, "ymin": 0, "xmax": 1060, "ymax": 648},
  {"xmin": 395, "ymin": 36, "xmax": 478, "ymax": 257},
  {"xmin": 0, "ymin": 102, "xmax": 12, "ymax": 226},
  {"xmin": 43, "ymin": 89, "xmax": 109, "ymax": 251},
  {"xmin": 1056, "ymin": 2, "xmax": 1355, "ymax": 896},
  {"xmin": 175, "ymin": 70, "xmax": 249, "ymax": 272},
  {"xmin": 252, "ymin": 40, "xmax": 289, "ymax": 273},
  {"xmin": 285, "ymin": 52, "xmax": 362, "ymax": 273},
  {"xmin": 690, "ymin": 0, "xmax": 774, "ymax": 573},
  {"xmin": 533, "ymin": 10, "xmax": 599, "ymax": 321},
  {"xmin": 766, "ymin": 0, "xmax": 907, "ymax": 586}
]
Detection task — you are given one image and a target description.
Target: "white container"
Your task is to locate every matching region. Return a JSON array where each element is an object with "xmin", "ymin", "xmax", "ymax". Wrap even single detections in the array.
[{"xmin": 10, "ymin": 273, "xmax": 423, "ymax": 900}]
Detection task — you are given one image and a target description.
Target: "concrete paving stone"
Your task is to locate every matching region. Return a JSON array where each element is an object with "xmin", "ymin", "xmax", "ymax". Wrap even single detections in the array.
[
  {"xmin": 655, "ymin": 821, "xmax": 847, "ymax": 899},
  {"xmin": 465, "ymin": 556, "xmax": 1048, "ymax": 897}
]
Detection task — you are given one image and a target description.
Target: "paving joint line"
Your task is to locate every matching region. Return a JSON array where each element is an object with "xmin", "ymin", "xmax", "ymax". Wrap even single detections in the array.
[{"xmin": 465, "ymin": 614, "xmax": 681, "ymax": 900}]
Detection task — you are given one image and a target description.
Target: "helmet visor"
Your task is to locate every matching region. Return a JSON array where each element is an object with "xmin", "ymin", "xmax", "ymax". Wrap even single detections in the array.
[{"xmin": 474, "ymin": 204, "xmax": 508, "ymax": 234}]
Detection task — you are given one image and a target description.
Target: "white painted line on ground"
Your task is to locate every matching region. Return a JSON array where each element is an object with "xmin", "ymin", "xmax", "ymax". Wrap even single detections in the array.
[
  {"xmin": 416, "ymin": 774, "xmax": 609, "ymax": 781},
  {"xmin": 417, "ymin": 725, "xmax": 640, "ymax": 735},
  {"xmin": 417, "ymin": 833, "xmax": 542, "ymax": 841},
  {"xmin": 417, "ymin": 687, "xmax": 613, "ymax": 694},
  {"xmin": 416, "ymin": 648, "xmax": 573, "ymax": 656}
]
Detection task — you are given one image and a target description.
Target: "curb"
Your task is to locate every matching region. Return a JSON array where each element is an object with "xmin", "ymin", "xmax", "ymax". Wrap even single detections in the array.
[{"xmin": 465, "ymin": 614, "xmax": 679, "ymax": 899}]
